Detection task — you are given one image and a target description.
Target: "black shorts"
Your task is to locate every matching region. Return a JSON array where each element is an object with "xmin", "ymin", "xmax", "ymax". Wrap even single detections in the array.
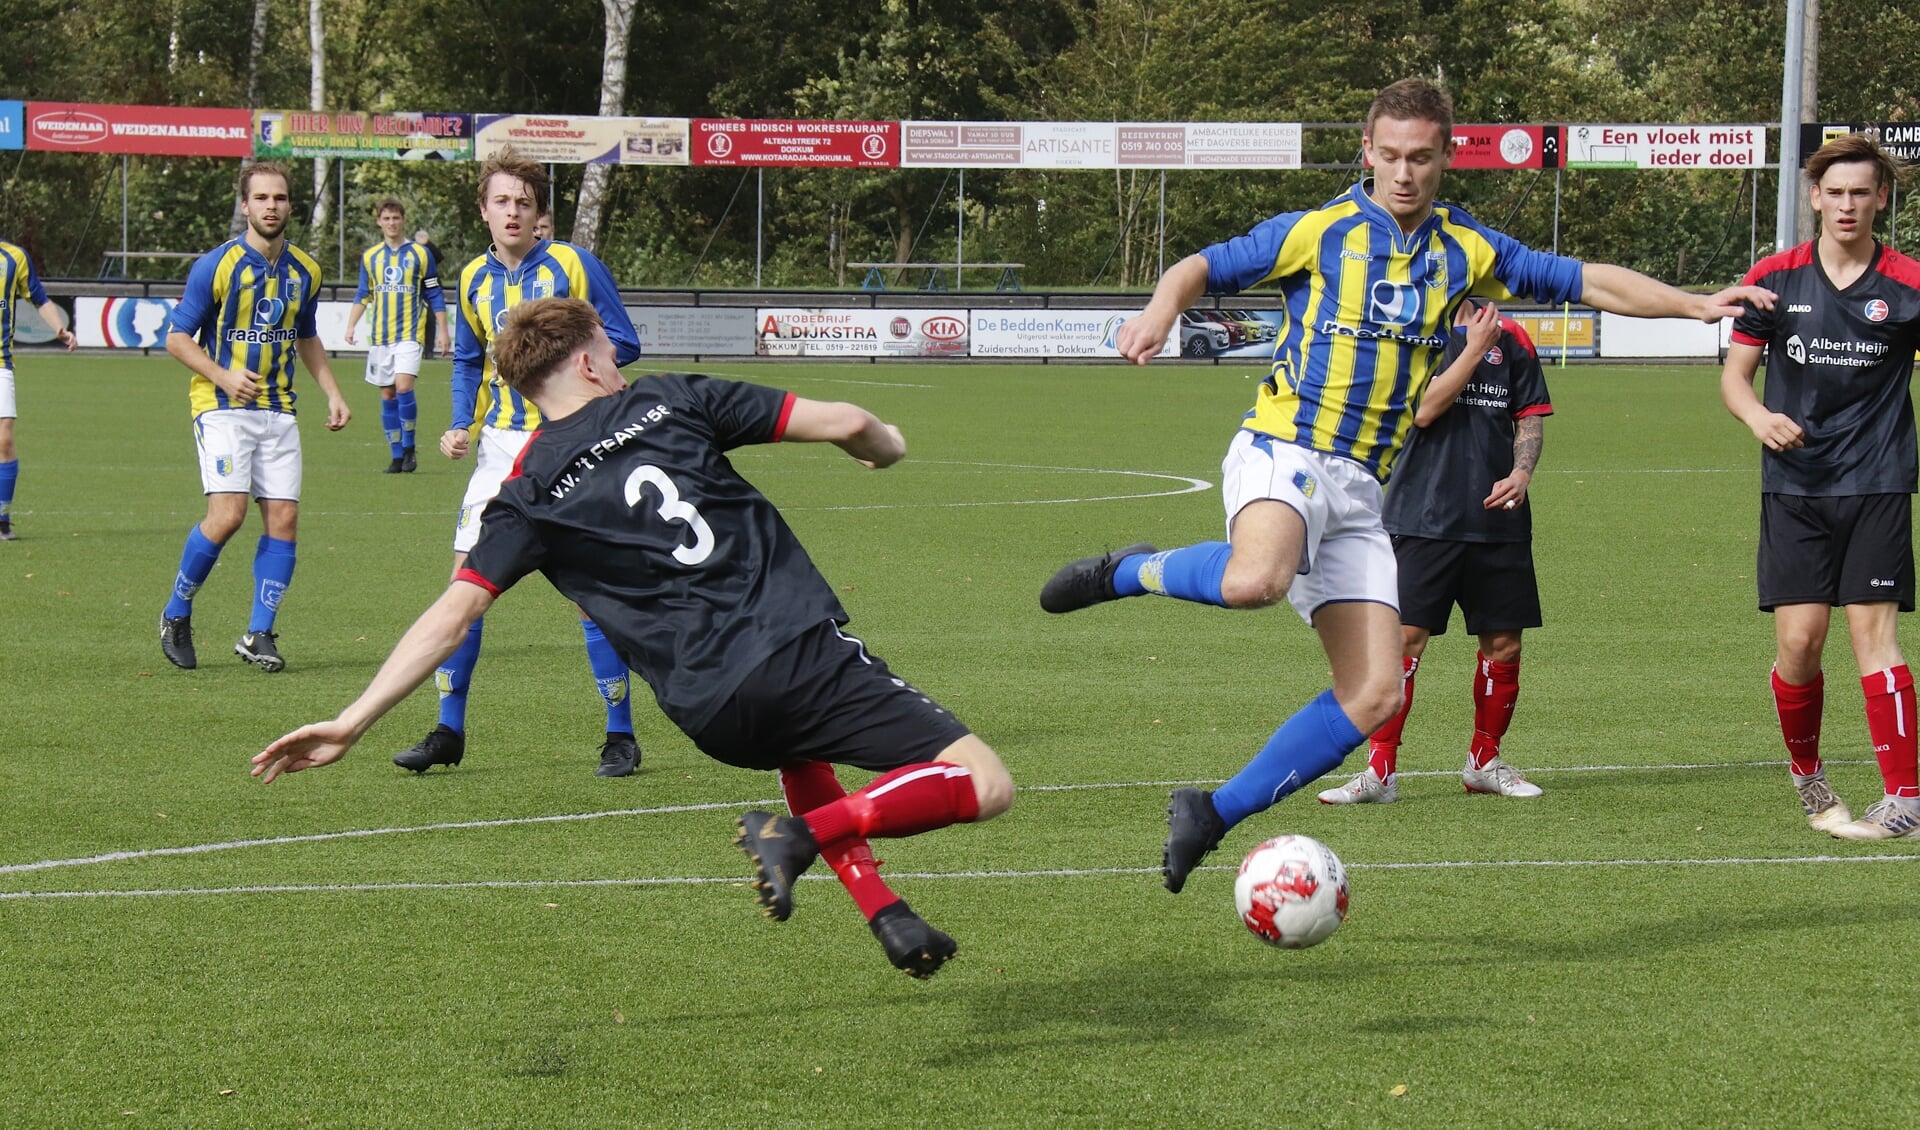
[
  {"xmin": 689, "ymin": 619, "xmax": 974, "ymax": 772},
  {"xmin": 1393, "ymin": 535, "xmax": 1543, "ymax": 636},
  {"xmin": 1757, "ymin": 492, "xmax": 1914, "ymax": 611}
]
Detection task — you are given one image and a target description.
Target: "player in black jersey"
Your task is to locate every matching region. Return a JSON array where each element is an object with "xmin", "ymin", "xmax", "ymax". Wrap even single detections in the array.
[
  {"xmin": 254, "ymin": 297, "xmax": 1015, "ymax": 977},
  {"xmin": 1724, "ymin": 133, "xmax": 1920, "ymax": 840},
  {"xmin": 1318, "ymin": 297, "xmax": 1553, "ymax": 805}
]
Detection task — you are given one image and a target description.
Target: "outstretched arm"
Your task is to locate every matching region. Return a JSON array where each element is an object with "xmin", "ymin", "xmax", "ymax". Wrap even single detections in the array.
[
  {"xmin": 1115, "ymin": 254, "xmax": 1212, "ymax": 365},
  {"xmin": 782, "ymin": 398, "xmax": 906, "ymax": 468},
  {"xmin": 1581, "ymin": 263, "xmax": 1775, "ymax": 323},
  {"xmin": 252, "ymin": 581, "xmax": 496, "ymax": 782}
]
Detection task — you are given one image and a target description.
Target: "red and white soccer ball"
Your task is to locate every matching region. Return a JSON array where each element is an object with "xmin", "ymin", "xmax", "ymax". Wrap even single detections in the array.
[{"xmin": 1234, "ymin": 835, "xmax": 1349, "ymax": 948}]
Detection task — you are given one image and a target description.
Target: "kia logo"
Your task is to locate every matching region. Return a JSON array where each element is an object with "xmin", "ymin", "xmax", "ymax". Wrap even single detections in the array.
[{"xmin": 921, "ymin": 317, "xmax": 965, "ymax": 341}]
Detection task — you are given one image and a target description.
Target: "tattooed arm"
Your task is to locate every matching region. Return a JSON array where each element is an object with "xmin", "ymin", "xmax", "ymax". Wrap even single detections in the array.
[{"xmin": 1484, "ymin": 415, "xmax": 1544, "ymax": 511}]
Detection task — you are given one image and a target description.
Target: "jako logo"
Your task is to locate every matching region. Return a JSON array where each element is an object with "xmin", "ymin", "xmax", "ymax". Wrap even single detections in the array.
[
  {"xmin": 1865, "ymin": 299, "xmax": 1889, "ymax": 322},
  {"xmin": 921, "ymin": 316, "xmax": 965, "ymax": 341}
]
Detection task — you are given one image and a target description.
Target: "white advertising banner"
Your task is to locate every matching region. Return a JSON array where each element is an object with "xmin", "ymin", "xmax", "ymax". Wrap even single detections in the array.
[
  {"xmin": 73, "ymin": 296, "xmax": 176, "ymax": 348},
  {"xmin": 901, "ymin": 121, "xmax": 1301, "ymax": 169},
  {"xmin": 1564, "ymin": 124, "xmax": 1765, "ymax": 170},
  {"xmin": 969, "ymin": 310, "xmax": 1177, "ymax": 358},
  {"xmin": 475, "ymin": 115, "xmax": 690, "ymax": 165},
  {"xmin": 628, "ymin": 306, "xmax": 757, "ymax": 355},
  {"xmin": 756, "ymin": 308, "xmax": 969, "ymax": 357},
  {"xmin": 1116, "ymin": 122, "xmax": 1302, "ymax": 168}
]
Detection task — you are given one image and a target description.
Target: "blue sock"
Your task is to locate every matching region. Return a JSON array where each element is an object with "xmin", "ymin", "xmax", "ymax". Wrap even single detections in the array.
[
  {"xmin": 1114, "ymin": 542, "xmax": 1233, "ymax": 606},
  {"xmin": 1211, "ymin": 690, "xmax": 1367, "ymax": 829},
  {"xmin": 396, "ymin": 389, "xmax": 418, "ymax": 450},
  {"xmin": 163, "ymin": 525, "xmax": 225, "ymax": 618},
  {"xmin": 582, "ymin": 617, "xmax": 634, "ymax": 733},
  {"xmin": 381, "ymin": 398, "xmax": 403, "ymax": 459},
  {"xmin": 0, "ymin": 459, "xmax": 17, "ymax": 520},
  {"xmin": 248, "ymin": 536, "xmax": 297, "ymax": 633},
  {"xmin": 436, "ymin": 618, "xmax": 484, "ymax": 733}
]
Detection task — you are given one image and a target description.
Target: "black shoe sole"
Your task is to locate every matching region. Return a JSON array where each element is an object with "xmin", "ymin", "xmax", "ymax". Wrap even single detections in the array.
[
  {"xmin": 734, "ymin": 810, "xmax": 812, "ymax": 922},
  {"xmin": 234, "ymin": 642, "xmax": 286, "ymax": 673},
  {"xmin": 870, "ymin": 903, "xmax": 959, "ymax": 979}
]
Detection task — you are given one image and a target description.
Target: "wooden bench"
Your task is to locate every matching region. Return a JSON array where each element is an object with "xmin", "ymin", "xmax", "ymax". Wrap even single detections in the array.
[{"xmin": 847, "ymin": 261, "xmax": 1024, "ymax": 293}]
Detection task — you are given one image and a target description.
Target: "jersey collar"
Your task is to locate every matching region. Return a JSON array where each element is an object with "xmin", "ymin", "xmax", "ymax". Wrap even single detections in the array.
[{"xmin": 1352, "ymin": 178, "xmax": 1440, "ymax": 253}]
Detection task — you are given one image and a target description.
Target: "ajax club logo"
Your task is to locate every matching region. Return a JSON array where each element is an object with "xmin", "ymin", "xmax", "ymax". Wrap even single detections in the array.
[{"xmin": 1864, "ymin": 298, "xmax": 1889, "ymax": 323}]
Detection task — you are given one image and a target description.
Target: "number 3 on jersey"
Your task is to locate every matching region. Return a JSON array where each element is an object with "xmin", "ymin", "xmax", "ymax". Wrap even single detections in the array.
[{"xmin": 624, "ymin": 465, "xmax": 716, "ymax": 565}]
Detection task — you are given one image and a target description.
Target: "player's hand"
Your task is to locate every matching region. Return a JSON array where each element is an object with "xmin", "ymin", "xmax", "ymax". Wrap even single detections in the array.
[
  {"xmin": 215, "ymin": 366, "xmax": 263, "ymax": 404},
  {"xmin": 326, "ymin": 395, "xmax": 351, "ymax": 431},
  {"xmin": 1749, "ymin": 411, "xmax": 1805, "ymax": 452},
  {"xmin": 1463, "ymin": 301, "xmax": 1501, "ymax": 358},
  {"xmin": 437, "ymin": 332, "xmax": 452, "ymax": 354},
  {"xmin": 1698, "ymin": 285, "xmax": 1777, "ymax": 322},
  {"xmin": 58, "ymin": 327, "xmax": 76, "ymax": 352},
  {"xmin": 852, "ymin": 423, "xmax": 906, "ymax": 469},
  {"xmin": 440, "ymin": 428, "xmax": 470, "ymax": 460},
  {"xmin": 1484, "ymin": 470, "xmax": 1530, "ymax": 511},
  {"xmin": 344, "ymin": 325, "xmax": 357, "ymax": 345},
  {"xmin": 1115, "ymin": 311, "xmax": 1174, "ymax": 366},
  {"xmin": 252, "ymin": 719, "xmax": 360, "ymax": 783}
]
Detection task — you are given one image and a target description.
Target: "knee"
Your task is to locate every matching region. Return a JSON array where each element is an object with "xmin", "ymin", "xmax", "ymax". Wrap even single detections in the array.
[
  {"xmin": 1219, "ymin": 569, "xmax": 1287, "ymax": 610},
  {"xmin": 1343, "ymin": 677, "xmax": 1409, "ymax": 736},
  {"xmin": 1775, "ymin": 631, "xmax": 1825, "ymax": 674},
  {"xmin": 970, "ymin": 765, "xmax": 1014, "ymax": 821},
  {"xmin": 1480, "ymin": 636, "xmax": 1522, "ymax": 665}
]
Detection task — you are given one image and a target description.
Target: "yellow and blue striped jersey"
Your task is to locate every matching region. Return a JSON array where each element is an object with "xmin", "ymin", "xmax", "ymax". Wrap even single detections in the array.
[
  {"xmin": 0, "ymin": 241, "xmax": 52, "ymax": 371},
  {"xmin": 1202, "ymin": 180, "xmax": 1584, "ymax": 481},
  {"xmin": 169, "ymin": 238, "xmax": 322, "ymax": 418},
  {"xmin": 354, "ymin": 240, "xmax": 445, "ymax": 346},
  {"xmin": 451, "ymin": 239, "xmax": 640, "ymax": 431}
]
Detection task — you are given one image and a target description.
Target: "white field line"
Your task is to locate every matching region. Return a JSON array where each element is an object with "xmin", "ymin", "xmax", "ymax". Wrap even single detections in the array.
[
  {"xmin": 7, "ymin": 852, "xmax": 1920, "ymax": 902},
  {"xmin": 0, "ymin": 757, "xmax": 1886, "ymax": 886}
]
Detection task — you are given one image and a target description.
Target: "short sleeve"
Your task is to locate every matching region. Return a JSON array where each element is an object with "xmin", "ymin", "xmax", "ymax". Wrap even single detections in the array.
[
  {"xmin": 1729, "ymin": 261, "xmax": 1775, "ymax": 347},
  {"xmin": 1502, "ymin": 323, "xmax": 1552, "ymax": 417},
  {"xmin": 678, "ymin": 374, "xmax": 791, "ymax": 449},
  {"xmin": 459, "ymin": 478, "xmax": 547, "ymax": 595},
  {"xmin": 169, "ymin": 251, "xmax": 220, "ymax": 338},
  {"xmin": 1201, "ymin": 211, "xmax": 1312, "ymax": 294}
]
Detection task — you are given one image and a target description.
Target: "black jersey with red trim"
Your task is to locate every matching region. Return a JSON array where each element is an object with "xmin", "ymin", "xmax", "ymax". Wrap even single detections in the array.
[
  {"xmin": 457, "ymin": 374, "xmax": 847, "ymax": 734},
  {"xmin": 1382, "ymin": 316, "xmax": 1551, "ymax": 543},
  {"xmin": 1731, "ymin": 241, "xmax": 1920, "ymax": 496}
]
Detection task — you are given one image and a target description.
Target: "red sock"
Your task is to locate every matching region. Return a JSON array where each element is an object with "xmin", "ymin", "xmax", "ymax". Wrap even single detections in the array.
[
  {"xmin": 1468, "ymin": 652, "xmax": 1520, "ymax": 770},
  {"xmin": 1771, "ymin": 667, "xmax": 1824, "ymax": 778},
  {"xmin": 778, "ymin": 761, "xmax": 900, "ymax": 920},
  {"xmin": 803, "ymin": 762, "xmax": 980, "ymax": 845},
  {"xmin": 1368, "ymin": 656, "xmax": 1418, "ymax": 779},
  {"xmin": 1862, "ymin": 666, "xmax": 1919, "ymax": 798}
]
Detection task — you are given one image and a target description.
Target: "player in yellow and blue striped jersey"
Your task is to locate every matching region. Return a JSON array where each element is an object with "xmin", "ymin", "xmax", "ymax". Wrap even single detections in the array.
[
  {"xmin": 158, "ymin": 161, "xmax": 352, "ymax": 675},
  {"xmin": 391, "ymin": 146, "xmax": 646, "ymax": 779},
  {"xmin": 0, "ymin": 238, "xmax": 76, "ymax": 540},
  {"xmin": 1040, "ymin": 78, "xmax": 1780, "ymax": 894},
  {"xmin": 345, "ymin": 197, "xmax": 449, "ymax": 473}
]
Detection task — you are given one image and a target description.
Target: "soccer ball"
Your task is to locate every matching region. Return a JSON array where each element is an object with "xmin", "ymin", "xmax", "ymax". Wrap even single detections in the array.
[{"xmin": 1234, "ymin": 835, "xmax": 1349, "ymax": 948}]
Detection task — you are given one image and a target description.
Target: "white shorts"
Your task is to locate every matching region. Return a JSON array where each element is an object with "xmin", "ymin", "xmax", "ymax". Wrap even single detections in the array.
[
  {"xmin": 1220, "ymin": 429, "xmax": 1398, "ymax": 624},
  {"xmin": 454, "ymin": 426, "xmax": 533, "ymax": 552},
  {"xmin": 364, "ymin": 341, "xmax": 424, "ymax": 388},
  {"xmin": 194, "ymin": 409, "xmax": 303, "ymax": 500},
  {"xmin": 0, "ymin": 368, "xmax": 14, "ymax": 418}
]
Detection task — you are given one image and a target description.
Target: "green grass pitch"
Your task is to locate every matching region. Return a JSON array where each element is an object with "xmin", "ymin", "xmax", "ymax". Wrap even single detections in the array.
[{"xmin": 3, "ymin": 351, "xmax": 1917, "ymax": 1126}]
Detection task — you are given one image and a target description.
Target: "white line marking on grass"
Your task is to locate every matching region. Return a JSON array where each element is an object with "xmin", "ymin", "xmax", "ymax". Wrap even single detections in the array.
[
  {"xmin": 0, "ymin": 758, "xmax": 1871, "ymax": 881},
  {"xmin": 0, "ymin": 800, "xmax": 780, "ymax": 876},
  {"xmin": 793, "ymin": 461, "xmax": 1211, "ymax": 511},
  {"xmin": 8, "ymin": 852, "xmax": 1920, "ymax": 901}
]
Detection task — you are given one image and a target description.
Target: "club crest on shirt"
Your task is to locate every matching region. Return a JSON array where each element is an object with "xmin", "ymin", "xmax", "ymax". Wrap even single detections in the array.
[
  {"xmin": 531, "ymin": 280, "xmax": 554, "ymax": 300},
  {"xmin": 1423, "ymin": 251, "xmax": 1447, "ymax": 290},
  {"xmin": 1484, "ymin": 346, "xmax": 1503, "ymax": 365},
  {"xmin": 1865, "ymin": 298, "xmax": 1889, "ymax": 323},
  {"xmin": 285, "ymin": 277, "xmax": 302, "ymax": 308}
]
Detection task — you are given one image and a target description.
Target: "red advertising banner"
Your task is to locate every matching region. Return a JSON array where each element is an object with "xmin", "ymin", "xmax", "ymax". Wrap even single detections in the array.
[
  {"xmin": 692, "ymin": 119, "xmax": 897, "ymax": 167},
  {"xmin": 26, "ymin": 102, "xmax": 253, "ymax": 157},
  {"xmin": 1448, "ymin": 125, "xmax": 1561, "ymax": 170}
]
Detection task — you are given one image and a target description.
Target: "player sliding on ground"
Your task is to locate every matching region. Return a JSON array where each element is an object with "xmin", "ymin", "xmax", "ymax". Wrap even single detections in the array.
[
  {"xmin": 255, "ymin": 297, "xmax": 1013, "ymax": 978},
  {"xmin": 1039, "ymin": 77, "xmax": 1776, "ymax": 893}
]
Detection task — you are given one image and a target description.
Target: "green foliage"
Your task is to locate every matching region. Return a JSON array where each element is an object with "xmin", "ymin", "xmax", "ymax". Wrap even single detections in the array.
[{"xmin": 2, "ymin": 2, "xmax": 1917, "ymax": 286}]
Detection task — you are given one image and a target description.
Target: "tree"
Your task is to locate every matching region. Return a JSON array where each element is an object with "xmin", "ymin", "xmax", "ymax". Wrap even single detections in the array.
[{"xmin": 571, "ymin": 0, "xmax": 638, "ymax": 253}]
